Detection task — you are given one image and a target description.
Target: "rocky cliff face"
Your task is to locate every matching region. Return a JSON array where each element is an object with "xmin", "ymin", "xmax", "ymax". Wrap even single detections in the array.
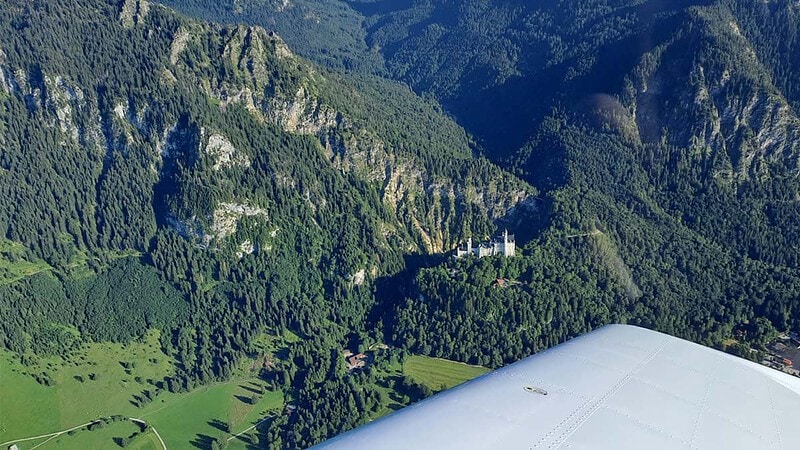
[
  {"xmin": 164, "ymin": 23, "xmax": 535, "ymax": 253},
  {"xmin": 119, "ymin": 0, "xmax": 150, "ymax": 28},
  {"xmin": 0, "ymin": 2, "xmax": 533, "ymax": 260},
  {"xmin": 620, "ymin": 6, "xmax": 800, "ymax": 184}
]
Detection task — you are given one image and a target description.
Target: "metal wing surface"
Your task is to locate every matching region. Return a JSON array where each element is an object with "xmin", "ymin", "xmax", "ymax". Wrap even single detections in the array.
[{"xmin": 311, "ymin": 324, "xmax": 800, "ymax": 450}]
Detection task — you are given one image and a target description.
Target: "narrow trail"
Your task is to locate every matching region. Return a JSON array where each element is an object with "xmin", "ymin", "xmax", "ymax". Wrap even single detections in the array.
[
  {"xmin": 1, "ymin": 418, "xmax": 167, "ymax": 450},
  {"xmin": 0, "ymin": 421, "xmax": 95, "ymax": 448},
  {"xmin": 130, "ymin": 418, "xmax": 167, "ymax": 450},
  {"xmin": 565, "ymin": 229, "xmax": 603, "ymax": 239},
  {"xmin": 226, "ymin": 415, "xmax": 273, "ymax": 442}
]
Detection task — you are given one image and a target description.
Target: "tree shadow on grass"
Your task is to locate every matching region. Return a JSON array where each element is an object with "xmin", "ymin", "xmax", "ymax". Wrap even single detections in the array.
[
  {"xmin": 235, "ymin": 394, "xmax": 256, "ymax": 404},
  {"xmin": 207, "ymin": 419, "xmax": 228, "ymax": 433},
  {"xmin": 239, "ymin": 384, "xmax": 262, "ymax": 395},
  {"xmin": 190, "ymin": 433, "xmax": 214, "ymax": 450}
]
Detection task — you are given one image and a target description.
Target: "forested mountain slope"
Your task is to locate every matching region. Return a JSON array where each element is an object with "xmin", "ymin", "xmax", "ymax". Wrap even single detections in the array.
[
  {"xmin": 0, "ymin": 0, "xmax": 531, "ymax": 264},
  {"xmin": 178, "ymin": 1, "xmax": 800, "ymax": 171},
  {"xmin": 380, "ymin": 0, "xmax": 800, "ymax": 362},
  {"xmin": 156, "ymin": 0, "xmax": 386, "ymax": 73},
  {"xmin": 0, "ymin": 0, "xmax": 533, "ymax": 447},
  {"xmin": 160, "ymin": 0, "xmax": 800, "ymax": 356}
]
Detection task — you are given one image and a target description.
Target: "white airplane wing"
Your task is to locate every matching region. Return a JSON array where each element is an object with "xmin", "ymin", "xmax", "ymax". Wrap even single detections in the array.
[{"xmin": 311, "ymin": 324, "xmax": 800, "ymax": 450}]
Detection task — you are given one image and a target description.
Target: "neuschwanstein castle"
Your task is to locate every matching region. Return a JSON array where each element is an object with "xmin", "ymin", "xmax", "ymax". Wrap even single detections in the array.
[{"xmin": 455, "ymin": 229, "xmax": 516, "ymax": 258}]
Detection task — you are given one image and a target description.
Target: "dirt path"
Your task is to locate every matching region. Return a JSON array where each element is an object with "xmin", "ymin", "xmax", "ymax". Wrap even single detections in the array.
[
  {"xmin": 0, "ymin": 421, "xmax": 95, "ymax": 448},
  {"xmin": 226, "ymin": 415, "xmax": 273, "ymax": 442},
  {"xmin": 130, "ymin": 418, "xmax": 167, "ymax": 450},
  {"xmin": 565, "ymin": 229, "xmax": 603, "ymax": 239},
  {"xmin": 1, "ymin": 417, "xmax": 166, "ymax": 450}
]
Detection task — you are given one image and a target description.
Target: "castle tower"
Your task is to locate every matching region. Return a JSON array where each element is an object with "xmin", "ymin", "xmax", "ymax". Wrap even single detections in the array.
[{"xmin": 503, "ymin": 229, "xmax": 515, "ymax": 257}]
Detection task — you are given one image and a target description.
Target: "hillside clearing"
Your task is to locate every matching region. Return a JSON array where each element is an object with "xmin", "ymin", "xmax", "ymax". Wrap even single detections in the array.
[{"xmin": 403, "ymin": 355, "xmax": 489, "ymax": 390}]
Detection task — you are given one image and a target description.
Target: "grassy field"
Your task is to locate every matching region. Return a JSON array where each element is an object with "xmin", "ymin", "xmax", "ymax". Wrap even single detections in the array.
[
  {"xmin": 1, "ymin": 327, "xmax": 488, "ymax": 449},
  {"xmin": 403, "ymin": 355, "xmax": 489, "ymax": 390},
  {"xmin": 19, "ymin": 420, "xmax": 161, "ymax": 450},
  {"xmin": 0, "ymin": 330, "xmax": 286, "ymax": 449},
  {"xmin": 0, "ymin": 330, "xmax": 173, "ymax": 443},
  {"xmin": 0, "ymin": 239, "xmax": 144, "ymax": 284},
  {"xmin": 0, "ymin": 239, "xmax": 52, "ymax": 284},
  {"xmin": 139, "ymin": 381, "xmax": 282, "ymax": 449}
]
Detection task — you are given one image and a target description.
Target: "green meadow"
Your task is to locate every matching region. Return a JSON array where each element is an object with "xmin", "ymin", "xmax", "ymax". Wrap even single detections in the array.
[
  {"xmin": 0, "ymin": 330, "xmax": 286, "ymax": 449},
  {"xmin": 1, "ymin": 328, "xmax": 487, "ymax": 449},
  {"xmin": 0, "ymin": 239, "xmax": 52, "ymax": 285},
  {"xmin": 403, "ymin": 355, "xmax": 489, "ymax": 390},
  {"xmin": 15, "ymin": 421, "xmax": 162, "ymax": 450}
]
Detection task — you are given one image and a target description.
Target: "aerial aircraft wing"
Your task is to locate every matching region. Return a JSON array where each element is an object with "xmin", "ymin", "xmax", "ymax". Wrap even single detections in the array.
[{"xmin": 310, "ymin": 324, "xmax": 800, "ymax": 450}]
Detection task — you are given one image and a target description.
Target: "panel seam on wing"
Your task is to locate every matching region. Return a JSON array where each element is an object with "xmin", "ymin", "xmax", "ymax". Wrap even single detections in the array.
[
  {"xmin": 531, "ymin": 337, "xmax": 670, "ymax": 449},
  {"xmin": 766, "ymin": 378, "xmax": 785, "ymax": 450},
  {"xmin": 603, "ymin": 403, "xmax": 699, "ymax": 450},
  {"xmin": 688, "ymin": 361, "xmax": 712, "ymax": 448},
  {"xmin": 657, "ymin": 352, "xmax": 761, "ymax": 398},
  {"xmin": 632, "ymin": 373, "xmax": 778, "ymax": 446}
]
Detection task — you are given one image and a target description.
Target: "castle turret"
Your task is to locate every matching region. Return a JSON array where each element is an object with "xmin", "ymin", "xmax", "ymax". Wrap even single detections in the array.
[{"xmin": 503, "ymin": 229, "xmax": 515, "ymax": 256}]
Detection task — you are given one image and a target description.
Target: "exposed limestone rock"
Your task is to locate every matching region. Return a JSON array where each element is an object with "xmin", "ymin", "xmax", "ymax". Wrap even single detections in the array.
[
  {"xmin": 272, "ymin": 172, "xmax": 296, "ymax": 189},
  {"xmin": 44, "ymin": 75, "xmax": 85, "ymax": 142},
  {"xmin": 14, "ymin": 68, "xmax": 27, "ymax": 92},
  {"xmin": 625, "ymin": 13, "xmax": 800, "ymax": 182},
  {"xmin": 0, "ymin": 49, "xmax": 17, "ymax": 94},
  {"xmin": 169, "ymin": 202, "xmax": 268, "ymax": 248},
  {"xmin": 160, "ymin": 68, "xmax": 177, "ymax": 85},
  {"xmin": 218, "ymin": 87, "xmax": 260, "ymax": 115},
  {"xmin": 170, "ymin": 29, "xmax": 191, "ymax": 65},
  {"xmin": 271, "ymin": 86, "xmax": 533, "ymax": 252},
  {"xmin": 0, "ymin": 65, "xmax": 18, "ymax": 94},
  {"xmin": 156, "ymin": 122, "xmax": 178, "ymax": 158},
  {"xmin": 274, "ymin": 38, "xmax": 294, "ymax": 59},
  {"xmin": 114, "ymin": 102, "xmax": 127, "ymax": 121},
  {"xmin": 222, "ymin": 26, "xmax": 273, "ymax": 87},
  {"xmin": 1, "ymin": 15, "xmax": 533, "ymax": 259},
  {"xmin": 167, "ymin": 215, "xmax": 204, "ymax": 242},
  {"xmin": 728, "ymin": 20, "xmax": 743, "ymax": 37},
  {"xmin": 236, "ymin": 240, "xmax": 256, "ymax": 258},
  {"xmin": 6, "ymin": 67, "xmax": 46, "ymax": 112},
  {"xmin": 269, "ymin": 86, "xmax": 339, "ymax": 134},
  {"xmin": 109, "ymin": 97, "xmax": 149, "ymax": 133},
  {"xmin": 204, "ymin": 134, "xmax": 250, "ymax": 170},
  {"xmin": 109, "ymin": 99, "xmax": 140, "ymax": 146},
  {"xmin": 169, "ymin": 21, "xmax": 535, "ymax": 253},
  {"xmin": 233, "ymin": 0, "xmax": 292, "ymax": 14},
  {"xmin": 410, "ymin": 215, "xmax": 436, "ymax": 253},
  {"xmin": 210, "ymin": 202, "xmax": 268, "ymax": 243},
  {"xmin": 120, "ymin": 0, "xmax": 149, "ymax": 28},
  {"xmin": 197, "ymin": 26, "xmax": 299, "ymax": 115},
  {"xmin": 349, "ymin": 269, "xmax": 366, "ymax": 286},
  {"xmin": 302, "ymin": 189, "xmax": 328, "ymax": 213}
]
